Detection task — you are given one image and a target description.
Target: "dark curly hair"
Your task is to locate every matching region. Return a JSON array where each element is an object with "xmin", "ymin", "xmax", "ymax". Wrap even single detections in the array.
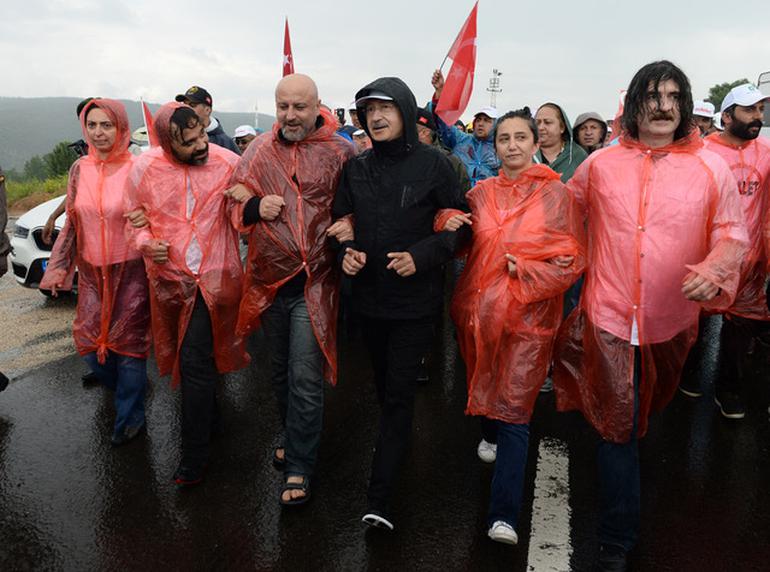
[{"xmin": 622, "ymin": 60, "xmax": 694, "ymax": 141}]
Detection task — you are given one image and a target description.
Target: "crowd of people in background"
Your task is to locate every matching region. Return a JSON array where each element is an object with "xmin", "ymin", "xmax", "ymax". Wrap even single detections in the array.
[{"xmin": 1, "ymin": 59, "xmax": 768, "ymax": 572}]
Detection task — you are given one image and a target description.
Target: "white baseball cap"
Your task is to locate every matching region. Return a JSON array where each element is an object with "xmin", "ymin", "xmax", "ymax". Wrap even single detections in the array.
[
  {"xmin": 474, "ymin": 106, "xmax": 499, "ymax": 120},
  {"xmin": 693, "ymin": 100, "xmax": 715, "ymax": 118},
  {"xmin": 234, "ymin": 125, "xmax": 257, "ymax": 138},
  {"xmin": 354, "ymin": 90, "xmax": 394, "ymax": 106},
  {"xmin": 720, "ymin": 84, "xmax": 770, "ymax": 113}
]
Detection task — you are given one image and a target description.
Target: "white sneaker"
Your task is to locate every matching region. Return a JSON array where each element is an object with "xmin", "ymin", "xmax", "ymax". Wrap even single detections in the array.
[
  {"xmin": 362, "ymin": 512, "xmax": 394, "ymax": 531},
  {"xmin": 488, "ymin": 520, "xmax": 518, "ymax": 545},
  {"xmin": 477, "ymin": 439, "xmax": 497, "ymax": 463}
]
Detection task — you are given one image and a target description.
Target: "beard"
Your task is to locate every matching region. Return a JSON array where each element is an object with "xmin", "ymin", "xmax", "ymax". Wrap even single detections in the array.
[
  {"xmin": 173, "ymin": 144, "xmax": 209, "ymax": 166},
  {"xmin": 728, "ymin": 117, "xmax": 763, "ymax": 141},
  {"xmin": 281, "ymin": 122, "xmax": 312, "ymax": 142}
]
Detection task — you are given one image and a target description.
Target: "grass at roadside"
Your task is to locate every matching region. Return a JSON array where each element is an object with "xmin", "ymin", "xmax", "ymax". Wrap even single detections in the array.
[{"xmin": 6, "ymin": 174, "xmax": 68, "ymax": 213}]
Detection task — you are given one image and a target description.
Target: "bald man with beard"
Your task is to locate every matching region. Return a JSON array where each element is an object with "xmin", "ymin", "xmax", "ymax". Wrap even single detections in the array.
[{"xmin": 226, "ymin": 74, "xmax": 355, "ymax": 506}]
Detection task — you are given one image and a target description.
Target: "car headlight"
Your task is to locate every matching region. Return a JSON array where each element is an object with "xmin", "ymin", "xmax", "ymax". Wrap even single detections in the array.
[{"xmin": 13, "ymin": 224, "xmax": 29, "ymax": 239}]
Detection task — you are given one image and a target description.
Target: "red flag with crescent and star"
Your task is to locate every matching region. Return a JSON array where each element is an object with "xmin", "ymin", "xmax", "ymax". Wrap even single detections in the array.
[
  {"xmin": 435, "ymin": 2, "xmax": 478, "ymax": 126},
  {"xmin": 283, "ymin": 18, "xmax": 294, "ymax": 77}
]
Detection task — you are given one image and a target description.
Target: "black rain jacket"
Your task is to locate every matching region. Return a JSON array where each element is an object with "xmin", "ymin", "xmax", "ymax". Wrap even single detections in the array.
[{"xmin": 332, "ymin": 77, "xmax": 468, "ymax": 320}]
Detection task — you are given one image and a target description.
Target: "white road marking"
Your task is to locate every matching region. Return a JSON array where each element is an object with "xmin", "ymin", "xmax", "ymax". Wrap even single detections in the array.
[{"xmin": 527, "ymin": 437, "xmax": 572, "ymax": 572}]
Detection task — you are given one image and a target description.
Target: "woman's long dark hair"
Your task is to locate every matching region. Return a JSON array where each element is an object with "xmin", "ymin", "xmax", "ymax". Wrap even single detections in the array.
[{"xmin": 622, "ymin": 60, "xmax": 694, "ymax": 141}]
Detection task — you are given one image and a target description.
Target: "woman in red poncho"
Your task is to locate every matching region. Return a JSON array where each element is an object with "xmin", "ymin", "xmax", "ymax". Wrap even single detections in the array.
[
  {"xmin": 41, "ymin": 99, "xmax": 151, "ymax": 446},
  {"xmin": 438, "ymin": 108, "xmax": 584, "ymax": 545}
]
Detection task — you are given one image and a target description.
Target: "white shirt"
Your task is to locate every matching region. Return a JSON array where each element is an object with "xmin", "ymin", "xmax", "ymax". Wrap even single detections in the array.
[{"xmin": 185, "ymin": 176, "xmax": 202, "ymax": 275}]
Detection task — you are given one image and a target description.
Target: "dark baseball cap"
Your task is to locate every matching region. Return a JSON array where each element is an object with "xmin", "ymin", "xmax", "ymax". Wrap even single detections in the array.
[
  {"xmin": 416, "ymin": 107, "xmax": 436, "ymax": 132},
  {"xmin": 175, "ymin": 86, "xmax": 213, "ymax": 106}
]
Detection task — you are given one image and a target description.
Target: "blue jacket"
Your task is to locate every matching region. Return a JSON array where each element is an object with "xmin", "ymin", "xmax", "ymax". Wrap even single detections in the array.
[{"xmin": 430, "ymin": 104, "xmax": 499, "ymax": 186}]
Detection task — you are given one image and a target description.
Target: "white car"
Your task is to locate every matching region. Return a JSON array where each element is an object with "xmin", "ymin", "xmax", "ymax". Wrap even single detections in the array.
[{"xmin": 9, "ymin": 195, "xmax": 70, "ymax": 294}]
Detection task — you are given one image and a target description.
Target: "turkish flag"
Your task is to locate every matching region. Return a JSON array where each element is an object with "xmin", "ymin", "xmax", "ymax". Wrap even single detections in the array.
[
  {"xmin": 435, "ymin": 2, "xmax": 478, "ymax": 126},
  {"xmin": 141, "ymin": 100, "xmax": 159, "ymax": 148},
  {"xmin": 283, "ymin": 18, "xmax": 294, "ymax": 77}
]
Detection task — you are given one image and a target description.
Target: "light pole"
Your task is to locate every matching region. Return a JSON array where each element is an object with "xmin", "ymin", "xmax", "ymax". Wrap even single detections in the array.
[{"xmin": 486, "ymin": 69, "xmax": 502, "ymax": 108}]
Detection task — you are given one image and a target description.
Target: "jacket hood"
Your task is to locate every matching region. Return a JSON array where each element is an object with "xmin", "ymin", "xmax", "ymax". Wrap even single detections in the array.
[
  {"xmin": 539, "ymin": 102, "xmax": 575, "ymax": 143},
  {"xmin": 573, "ymin": 111, "xmax": 608, "ymax": 141},
  {"xmin": 154, "ymin": 101, "xmax": 191, "ymax": 158},
  {"xmin": 80, "ymin": 98, "xmax": 132, "ymax": 164},
  {"xmin": 619, "ymin": 127, "xmax": 703, "ymax": 154},
  {"xmin": 355, "ymin": 77, "xmax": 418, "ymax": 153}
]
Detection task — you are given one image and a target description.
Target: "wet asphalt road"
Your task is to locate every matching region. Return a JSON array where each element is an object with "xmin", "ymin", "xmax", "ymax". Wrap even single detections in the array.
[{"xmin": 1, "ymin": 277, "xmax": 770, "ymax": 570}]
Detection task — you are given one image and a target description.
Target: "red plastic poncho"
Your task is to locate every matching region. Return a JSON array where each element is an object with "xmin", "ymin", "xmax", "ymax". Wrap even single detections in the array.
[
  {"xmin": 229, "ymin": 107, "xmax": 355, "ymax": 384},
  {"xmin": 445, "ymin": 165, "xmax": 585, "ymax": 424},
  {"xmin": 554, "ymin": 130, "xmax": 748, "ymax": 443},
  {"xmin": 40, "ymin": 99, "xmax": 151, "ymax": 362},
  {"xmin": 124, "ymin": 102, "xmax": 249, "ymax": 386},
  {"xmin": 703, "ymin": 133, "xmax": 770, "ymax": 320}
]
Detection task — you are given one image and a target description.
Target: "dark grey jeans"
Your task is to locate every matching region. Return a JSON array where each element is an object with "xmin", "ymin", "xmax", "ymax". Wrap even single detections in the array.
[{"xmin": 261, "ymin": 293, "xmax": 325, "ymax": 477}]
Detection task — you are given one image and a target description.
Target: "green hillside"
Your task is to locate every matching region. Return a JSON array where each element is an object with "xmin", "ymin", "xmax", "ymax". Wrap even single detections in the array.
[{"xmin": 0, "ymin": 97, "xmax": 275, "ymax": 171}]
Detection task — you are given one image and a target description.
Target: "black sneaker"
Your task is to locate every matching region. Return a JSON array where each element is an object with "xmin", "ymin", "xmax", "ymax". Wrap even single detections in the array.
[
  {"xmin": 0, "ymin": 371, "xmax": 8, "ymax": 392},
  {"xmin": 715, "ymin": 392, "xmax": 745, "ymax": 419},
  {"xmin": 597, "ymin": 544, "xmax": 628, "ymax": 572},
  {"xmin": 678, "ymin": 376, "xmax": 703, "ymax": 398},
  {"xmin": 173, "ymin": 462, "xmax": 206, "ymax": 487},
  {"xmin": 81, "ymin": 371, "xmax": 100, "ymax": 387}
]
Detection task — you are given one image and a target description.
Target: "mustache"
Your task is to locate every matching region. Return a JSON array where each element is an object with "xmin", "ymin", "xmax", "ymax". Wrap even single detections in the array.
[
  {"xmin": 746, "ymin": 120, "xmax": 763, "ymax": 130},
  {"xmin": 648, "ymin": 112, "xmax": 674, "ymax": 121}
]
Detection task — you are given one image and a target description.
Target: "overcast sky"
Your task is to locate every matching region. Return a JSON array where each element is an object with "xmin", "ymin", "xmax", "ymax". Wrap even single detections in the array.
[{"xmin": 3, "ymin": 0, "xmax": 770, "ymax": 124}]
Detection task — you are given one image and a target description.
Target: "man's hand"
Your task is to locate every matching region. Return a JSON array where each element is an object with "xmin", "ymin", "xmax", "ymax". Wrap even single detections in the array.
[
  {"xmin": 224, "ymin": 183, "xmax": 254, "ymax": 203},
  {"xmin": 431, "ymin": 69, "xmax": 445, "ymax": 98},
  {"xmin": 259, "ymin": 195, "xmax": 286, "ymax": 221},
  {"xmin": 124, "ymin": 209, "xmax": 148, "ymax": 229},
  {"xmin": 386, "ymin": 252, "xmax": 416, "ymax": 277},
  {"xmin": 42, "ymin": 216, "xmax": 57, "ymax": 245},
  {"xmin": 549, "ymin": 255, "xmax": 575, "ymax": 269},
  {"xmin": 505, "ymin": 253, "xmax": 518, "ymax": 277},
  {"xmin": 443, "ymin": 213, "xmax": 472, "ymax": 232},
  {"xmin": 327, "ymin": 219, "xmax": 354, "ymax": 243},
  {"xmin": 682, "ymin": 271, "xmax": 720, "ymax": 301},
  {"xmin": 145, "ymin": 239, "xmax": 170, "ymax": 264},
  {"xmin": 342, "ymin": 247, "xmax": 366, "ymax": 276}
]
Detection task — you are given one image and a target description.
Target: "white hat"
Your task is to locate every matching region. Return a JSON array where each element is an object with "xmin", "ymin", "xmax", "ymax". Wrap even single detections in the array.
[
  {"xmin": 720, "ymin": 84, "xmax": 770, "ymax": 113},
  {"xmin": 693, "ymin": 100, "xmax": 715, "ymax": 118},
  {"xmin": 348, "ymin": 101, "xmax": 358, "ymax": 111},
  {"xmin": 234, "ymin": 125, "xmax": 257, "ymax": 138},
  {"xmin": 354, "ymin": 90, "xmax": 394, "ymax": 106},
  {"xmin": 474, "ymin": 106, "xmax": 499, "ymax": 119}
]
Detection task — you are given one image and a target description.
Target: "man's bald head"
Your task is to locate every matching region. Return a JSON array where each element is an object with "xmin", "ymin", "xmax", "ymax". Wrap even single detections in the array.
[
  {"xmin": 276, "ymin": 74, "xmax": 321, "ymax": 142},
  {"xmin": 276, "ymin": 73, "xmax": 319, "ymax": 100}
]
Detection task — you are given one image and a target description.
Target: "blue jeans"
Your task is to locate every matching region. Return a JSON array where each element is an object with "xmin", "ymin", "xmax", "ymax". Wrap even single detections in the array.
[
  {"xmin": 261, "ymin": 293, "xmax": 324, "ymax": 477},
  {"xmin": 597, "ymin": 346, "xmax": 641, "ymax": 552},
  {"xmin": 84, "ymin": 351, "xmax": 147, "ymax": 437},
  {"xmin": 486, "ymin": 420, "xmax": 530, "ymax": 529}
]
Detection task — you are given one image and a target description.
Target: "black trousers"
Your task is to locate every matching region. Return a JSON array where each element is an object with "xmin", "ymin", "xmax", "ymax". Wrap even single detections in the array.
[
  {"xmin": 360, "ymin": 316, "xmax": 435, "ymax": 514},
  {"xmin": 716, "ymin": 314, "xmax": 770, "ymax": 397},
  {"xmin": 179, "ymin": 292, "xmax": 219, "ymax": 466}
]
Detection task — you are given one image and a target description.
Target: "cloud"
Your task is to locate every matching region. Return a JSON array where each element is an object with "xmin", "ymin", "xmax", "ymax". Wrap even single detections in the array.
[{"xmin": 1, "ymin": 0, "xmax": 769, "ymax": 125}]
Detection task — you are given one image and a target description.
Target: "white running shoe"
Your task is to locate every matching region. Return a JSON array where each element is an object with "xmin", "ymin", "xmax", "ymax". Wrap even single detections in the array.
[
  {"xmin": 477, "ymin": 439, "xmax": 497, "ymax": 463},
  {"xmin": 362, "ymin": 512, "xmax": 394, "ymax": 531},
  {"xmin": 488, "ymin": 520, "xmax": 518, "ymax": 545}
]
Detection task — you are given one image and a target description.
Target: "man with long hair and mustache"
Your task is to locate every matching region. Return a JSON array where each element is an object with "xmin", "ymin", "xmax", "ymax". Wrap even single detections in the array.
[{"xmin": 553, "ymin": 61, "xmax": 748, "ymax": 570}]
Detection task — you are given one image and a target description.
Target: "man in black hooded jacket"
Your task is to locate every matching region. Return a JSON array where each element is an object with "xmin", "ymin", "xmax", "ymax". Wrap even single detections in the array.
[{"xmin": 332, "ymin": 77, "xmax": 468, "ymax": 531}]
